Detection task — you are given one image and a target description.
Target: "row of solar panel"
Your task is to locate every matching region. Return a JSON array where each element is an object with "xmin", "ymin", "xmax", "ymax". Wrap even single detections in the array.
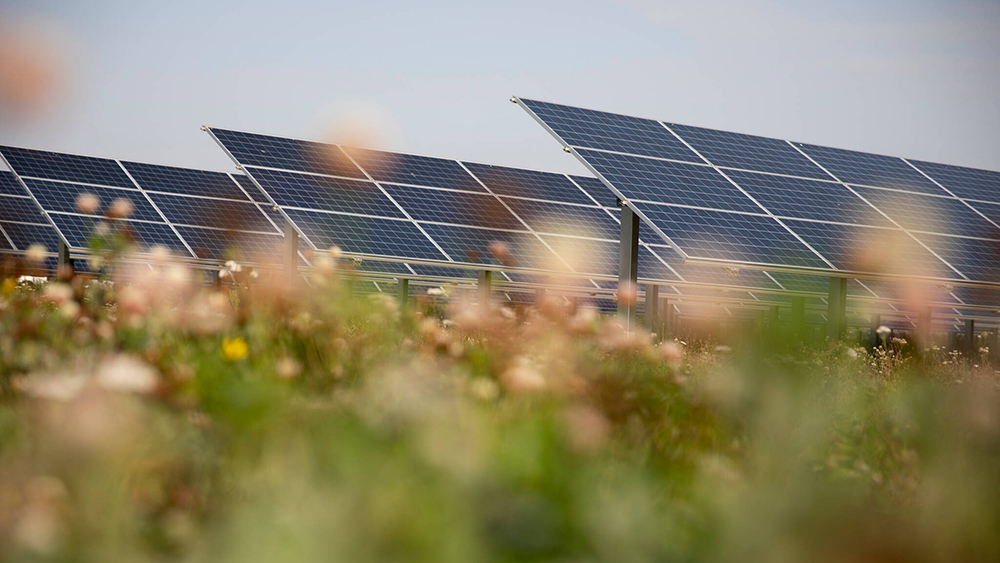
[
  {"xmin": 204, "ymin": 127, "xmax": 994, "ymax": 321},
  {"xmin": 516, "ymin": 98, "xmax": 1000, "ymax": 286}
]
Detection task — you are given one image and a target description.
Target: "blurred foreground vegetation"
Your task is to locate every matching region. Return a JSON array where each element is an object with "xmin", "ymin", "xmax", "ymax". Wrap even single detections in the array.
[{"xmin": 1, "ymin": 255, "xmax": 998, "ymax": 563}]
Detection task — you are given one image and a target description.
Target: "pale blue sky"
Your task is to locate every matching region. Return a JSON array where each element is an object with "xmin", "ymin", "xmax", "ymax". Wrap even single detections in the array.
[{"xmin": 1, "ymin": 0, "xmax": 998, "ymax": 176}]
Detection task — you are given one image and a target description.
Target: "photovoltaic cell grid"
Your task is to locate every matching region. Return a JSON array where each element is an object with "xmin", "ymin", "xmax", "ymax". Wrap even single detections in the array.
[
  {"xmin": 516, "ymin": 97, "xmax": 1000, "ymax": 288},
  {"xmin": 0, "ymin": 145, "xmax": 300, "ymax": 266},
  {"xmin": 207, "ymin": 127, "xmax": 804, "ymax": 300}
]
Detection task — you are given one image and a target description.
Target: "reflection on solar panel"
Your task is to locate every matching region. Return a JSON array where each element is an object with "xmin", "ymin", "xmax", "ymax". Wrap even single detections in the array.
[
  {"xmin": 0, "ymin": 145, "xmax": 299, "ymax": 266},
  {"xmin": 516, "ymin": 97, "xmax": 1000, "ymax": 289}
]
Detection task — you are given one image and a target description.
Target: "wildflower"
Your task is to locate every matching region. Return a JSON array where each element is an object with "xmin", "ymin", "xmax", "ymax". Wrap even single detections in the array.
[
  {"xmin": 488, "ymin": 241, "xmax": 511, "ymax": 263},
  {"xmin": 562, "ymin": 404, "xmax": 610, "ymax": 453},
  {"xmin": 87, "ymin": 256, "xmax": 103, "ymax": 271},
  {"xmin": 14, "ymin": 476, "xmax": 68, "ymax": 555},
  {"xmin": 75, "ymin": 193, "xmax": 100, "ymax": 214},
  {"xmin": 501, "ymin": 358, "xmax": 545, "ymax": 393},
  {"xmin": 617, "ymin": 281, "xmax": 637, "ymax": 306},
  {"xmin": 149, "ymin": 245, "xmax": 171, "ymax": 261},
  {"xmin": 26, "ymin": 243, "xmax": 47, "ymax": 264},
  {"xmin": 97, "ymin": 354, "xmax": 159, "ymax": 394},
  {"xmin": 427, "ymin": 287, "xmax": 444, "ymax": 297},
  {"xmin": 221, "ymin": 337, "xmax": 248, "ymax": 361},
  {"xmin": 328, "ymin": 245, "xmax": 342, "ymax": 259},
  {"xmin": 468, "ymin": 377, "xmax": 500, "ymax": 401},
  {"xmin": 845, "ymin": 348, "xmax": 859, "ymax": 359},
  {"xmin": 94, "ymin": 222, "xmax": 111, "ymax": 236},
  {"xmin": 876, "ymin": 325, "xmax": 891, "ymax": 341},
  {"xmin": 275, "ymin": 356, "xmax": 302, "ymax": 379},
  {"xmin": 2, "ymin": 278, "xmax": 15, "ymax": 296},
  {"xmin": 313, "ymin": 255, "xmax": 336, "ymax": 275},
  {"xmin": 42, "ymin": 283, "xmax": 73, "ymax": 304},
  {"xmin": 660, "ymin": 341, "xmax": 684, "ymax": 367},
  {"xmin": 106, "ymin": 198, "xmax": 134, "ymax": 219}
]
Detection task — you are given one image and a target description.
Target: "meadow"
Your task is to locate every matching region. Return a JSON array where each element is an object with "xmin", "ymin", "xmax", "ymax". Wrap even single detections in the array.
[{"xmin": 0, "ymin": 236, "xmax": 998, "ymax": 562}]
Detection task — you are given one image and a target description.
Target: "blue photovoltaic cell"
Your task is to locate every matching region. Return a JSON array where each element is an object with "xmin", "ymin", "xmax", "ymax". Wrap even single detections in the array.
[
  {"xmin": 0, "ymin": 146, "xmax": 135, "ymax": 188},
  {"xmin": 256, "ymin": 204, "xmax": 285, "ymax": 230},
  {"xmin": 965, "ymin": 201, "xmax": 1000, "ymax": 229},
  {"xmin": 122, "ymin": 161, "xmax": 250, "ymax": 201},
  {"xmin": 852, "ymin": 186, "xmax": 1000, "ymax": 240},
  {"xmin": 0, "ymin": 171, "xmax": 27, "ymax": 196},
  {"xmin": 344, "ymin": 258, "xmax": 413, "ymax": 276},
  {"xmin": 174, "ymin": 226, "xmax": 283, "ymax": 263},
  {"xmin": 569, "ymin": 175, "xmax": 615, "ymax": 206},
  {"xmin": 576, "ymin": 149, "xmax": 763, "ymax": 214},
  {"xmin": 781, "ymin": 219, "xmax": 951, "ymax": 277},
  {"xmin": 148, "ymin": 193, "xmax": 278, "ymax": 233},
  {"xmin": 502, "ymin": 197, "xmax": 620, "ymax": 240},
  {"xmin": 345, "ymin": 147, "xmax": 483, "ymax": 191},
  {"xmin": 666, "ymin": 123, "xmax": 831, "ymax": 180},
  {"xmin": 23, "ymin": 179, "xmax": 163, "ymax": 222},
  {"xmin": 912, "ymin": 233, "xmax": 1000, "ymax": 284},
  {"xmin": 794, "ymin": 143, "xmax": 947, "ymax": 196},
  {"xmin": 1, "ymin": 222, "xmax": 60, "ymax": 251},
  {"xmin": 381, "ymin": 184, "xmax": 522, "ymax": 230},
  {"xmin": 233, "ymin": 174, "xmax": 271, "ymax": 203},
  {"xmin": 210, "ymin": 129, "xmax": 365, "ymax": 179},
  {"xmin": 0, "ymin": 195, "xmax": 45, "ymax": 224},
  {"xmin": 951, "ymin": 286, "xmax": 1000, "ymax": 308},
  {"xmin": 48, "ymin": 213, "xmax": 191, "ymax": 255},
  {"xmin": 634, "ymin": 204, "xmax": 828, "ymax": 268},
  {"xmin": 283, "ymin": 209, "xmax": 447, "ymax": 262},
  {"xmin": 463, "ymin": 162, "xmax": 594, "ymax": 205},
  {"xmin": 247, "ymin": 167, "xmax": 404, "ymax": 218},
  {"xmin": 518, "ymin": 98, "xmax": 702, "ymax": 163},
  {"xmin": 418, "ymin": 223, "xmax": 557, "ymax": 269},
  {"xmin": 909, "ymin": 160, "xmax": 1000, "ymax": 203},
  {"xmin": 724, "ymin": 169, "xmax": 894, "ymax": 227}
]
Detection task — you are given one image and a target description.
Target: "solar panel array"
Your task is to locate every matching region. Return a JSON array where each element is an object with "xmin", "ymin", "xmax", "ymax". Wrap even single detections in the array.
[
  {"xmin": 0, "ymin": 146, "xmax": 303, "ymax": 267},
  {"xmin": 516, "ymin": 98, "xmax": 1000, "ymax": 289},
  {"xmin": 208, "ymin": 127, "xmax": 830, "ymax": 315}
]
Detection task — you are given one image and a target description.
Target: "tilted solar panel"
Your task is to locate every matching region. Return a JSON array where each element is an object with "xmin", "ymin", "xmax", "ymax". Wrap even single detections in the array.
[{"xmin": 515, "ymin": 97, "xmax": 1000, "ymax": 289}]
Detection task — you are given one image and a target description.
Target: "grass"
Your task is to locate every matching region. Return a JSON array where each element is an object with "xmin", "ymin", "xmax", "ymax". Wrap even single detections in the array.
[{"xmin": 0, "ymin": 250, "xmax": 998, "ymax": 562}]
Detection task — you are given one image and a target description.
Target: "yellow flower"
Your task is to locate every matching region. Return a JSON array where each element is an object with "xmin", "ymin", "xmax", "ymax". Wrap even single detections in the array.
[
  {"xmin": 1, "ymin": 278, "xmax": 15, "ymax": 296},
  {"xmin": 221, "ymin": 337, "xmax": 248, "ymax": 361}
]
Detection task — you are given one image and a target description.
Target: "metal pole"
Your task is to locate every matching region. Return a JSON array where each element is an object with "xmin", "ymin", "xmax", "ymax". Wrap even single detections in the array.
[
  {"xmin": 644, "ymin": 284, "xmax": 659, "ymax": 335},
  {"xmin": 870, "ymin": 313, "xmax": 881, "ymax": 348},
  {"xmin": 791, "ymin": 296, "xmax": 805, "ymax": 337},
  {"xmin": 617, "ymin": 204, "xmax": 640, "ymax": 327},
  {"xmin": 826, "ymin": 277, "xmax": 847, "ymax": 340},
  {"xmin": 283, "ymin": 221, "xmax": 298, "ymax": 284},
  {"xmin": 659, "ymin": 297, "xmax": 669, "ymax": 339},
  {"xmin": 916, "ymin": 306, "xmax": 932, "ymax": 348},
  {"xmin": 965, "ymin": 319, "xmax": 975, "ymax": 356},
  {"xmin": 397, "ymin": 278, "xmax": 409, "ymax": 310},
  {"xmin": 57, "ymin": 240, "xmax": 74, "ymax": 277},
  {"xmin": 477, "ymin": 270, "xmax": 492, "ymax": 309}
]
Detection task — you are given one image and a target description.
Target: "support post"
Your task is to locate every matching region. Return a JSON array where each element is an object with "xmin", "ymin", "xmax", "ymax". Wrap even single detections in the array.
[
  {"xmin": 397, "ymin": 278, "xmax": 409, "ymax": 310},
  {"xmin": 659, "ymin": 297, "xmax": 670, "ymax": 339},
  {"xmin": 617, "ymin": 204, "xmax": 640, "ymax": 328},
  {"xmin": 477, "ymin": 270, "xmax": 492, "ymax": 309},
  {"xmin": 791, "ymin": 296, "xmax": 805, "ymax": 337},
  {"xmin": 535, "ymin": 287, "xmax": 546, "ymax": 305},
  {"xmin": 916, "ymin": 306, "xmax": 932, "ymax": 348},
  {"xmin": 57, "ymin": 240, "xmax": 74, "ymax": 277},
  {"xmin": 644, "ymin": 284, "xmax": 659, "ymax": 335},
  {"xmin": 768, "ymin": 305, "xmax": 779, "ymax": 336},
  {"xmin": 965, "ymin": 319, "xmax": 975, "ymax": 356},
  {"xmin": 870, "ymin": 313, "xmax": 881, "ymax": 348},
  {"xmin": 283, "ymin": 221, "xmax": 298, "ymax": 284},
  {"xmin": 826, "ymin": 277, "xmax": 847, "ymax": 340}
]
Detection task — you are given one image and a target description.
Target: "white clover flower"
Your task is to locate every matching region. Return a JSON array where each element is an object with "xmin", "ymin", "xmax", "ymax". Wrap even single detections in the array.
[
  {"xmin": 75, "ymin": 193, "xmax": 100, "ymax": 215},
  {"xmin": 328, "ymin": 246, "xmax": 343, "ymax": 259},
  {"xmin": 107, "ymin": 198, "xmax": 134, "ymax": 219},
  {"xmin": 25, "ymin": 243, "xmax": 47, "ymax": 264}
]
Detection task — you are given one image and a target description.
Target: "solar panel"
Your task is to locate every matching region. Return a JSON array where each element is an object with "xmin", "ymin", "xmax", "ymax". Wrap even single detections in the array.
[
  {"xmin": 1, "ymin": 221, "xmax": 60, "ymax": 252},
  {"xmin": 793, "ymin": 143, "xmax": 947, "ymax": 196},
  {"xmin": 634, "ymin": 204, "xmax": 829, "ymax": 269},
  {"xmin": 516, "ymin": 97, "xmax": 1000, "ymax": 287},
  {"xmin": 23, "ymin": 179, "xmax": 164, "ymax": 222},
  {"xmin": 382, "ymin": 185, "xmax": 522, "ymax": 230},
  {"xmin": 664, "ymin": 123, "xmax": 831, "ymax": 180},
  {"xmin": 517, "ymin": 98, "xmax": 702, "ymax": 163},
  {"xmin": 574, "ymin": 149, "xmax": 764, "ymax": 214},
  {"xmin": 723, "ymin": 169, "xmax": 894, "ymax": 227},
  {"xmin": 568, "ymin": 175, "xmax": 616, "ymax": 206},
  {"xmin": 282, "ymin": 209, "xmax": 448, "ymax": 262},
  {"xmin": 908, "ymin": 160, "xmax": 1000, "ymax": 203},
  {"xmin": 0, "ymin": 171, "xmax": 27, "ymax": 196},
  {"xmin": 344, "ymin": 146, "xmax": 483, "ymax": 191},
  {"xmin": 463, "ymin": 162, "xmax": 594, "ymax": 204},
  {"xmin": 0, "ymin": 145, "xmax": 312, "ymax": 266},
  {"xmin": 500, "ymin": 198, "xmax": 619, "ymax": 240},
  {"xmin": 247, "ymin": 166, "xmax": 405, "ymax": 218},
  {"xmin": 912, "ymin": 234, "xmax": 1000, "ymax": 284},
  {"xmin": 852, "ymin": 186, "xmax": 1000, "ymax": 240},
  {"xmin": 0, "ymin": 194, "xmax": 47, "ymax": 224},
  {"xmin": 209, "ymin": 129, "xmax": 365, "ymax": 179},
  {"xmin": 0, "ymin": 146, "xmax": 134, "ymax": 188}
]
